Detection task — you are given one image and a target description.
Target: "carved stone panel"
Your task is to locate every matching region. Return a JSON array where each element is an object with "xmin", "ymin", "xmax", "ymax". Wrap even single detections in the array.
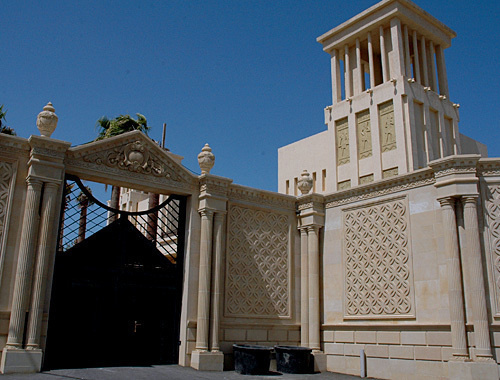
[
  {"xmin": 379, "ymin": 101, "xmax": 396, "ymax": 152},
  {"xmin": 356, "ymin": 110, "xmax": 372, "ymax": 159},
  {"xmin": 0, "ymin": 161, "xmax": 16, "ymax": 280},
  {"xmin": 483, "ymin": 183, "xmax": 500, "ymax": 316},
  {"xmin": 336, "ymin": 118, "xmax": 350, "ymax": 166},
  {"xmin": 343, "ymin": 197, "xmax": 414, "ymax": 319},
  {"xmin": 225, "ymin": 205, "xmax": 290, "ymax": 318}
]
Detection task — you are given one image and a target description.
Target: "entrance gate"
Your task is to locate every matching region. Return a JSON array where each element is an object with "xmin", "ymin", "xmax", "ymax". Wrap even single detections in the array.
[{"xmin": 44, "ymin": 175, "xmax": 187, "ymax": 369}]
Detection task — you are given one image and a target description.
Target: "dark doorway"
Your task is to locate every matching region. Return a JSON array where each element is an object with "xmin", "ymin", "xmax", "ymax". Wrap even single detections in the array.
[{"xmin": 44, "ymin": 178, "xmax": 186, "ymax": 370}]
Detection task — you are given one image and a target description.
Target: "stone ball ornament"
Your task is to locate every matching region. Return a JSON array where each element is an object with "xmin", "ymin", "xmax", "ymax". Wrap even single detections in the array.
[
  {"xmin": 198, "ymin": 143, "xmax": 215, "ymax": 174},
  {"xmin": 297, "ymin": 169, "xmax": 313, "ymax": 195},
  {"xmin": 36, "ymin": 102, "xmax": 58, "ymax": 138}
]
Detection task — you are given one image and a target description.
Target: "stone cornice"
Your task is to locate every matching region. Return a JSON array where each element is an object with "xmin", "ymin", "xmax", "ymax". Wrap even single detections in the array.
[
  {"xmin": 297, "ymin": 193, "xmax": 325, "ymax": 211},
  {"xmin": 478, "ymin": 158, "xmax": 500, "ymax": 178},
  {"xmin": 325, "ymin": 168, "xmax": 435, "ymax": 208},
  {"xmin": 229, "ymin": 184, "xmax": 296, "ymax": 211},
  {"xmin": 198, "ymin": 173, "xmax": 232, "ymax": 199},
  {"xmin": 0, "ymin": 134, "xmax": 31, "ymax": 157},
  {"xmin": 429, "ymin": 154, "xmax": 481, "ymax": 179}
]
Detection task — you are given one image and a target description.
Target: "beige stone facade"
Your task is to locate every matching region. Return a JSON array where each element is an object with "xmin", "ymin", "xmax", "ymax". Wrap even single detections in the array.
[{"xmin": 0, "ymin": 1, "xmax": 499, "ymax": 380}]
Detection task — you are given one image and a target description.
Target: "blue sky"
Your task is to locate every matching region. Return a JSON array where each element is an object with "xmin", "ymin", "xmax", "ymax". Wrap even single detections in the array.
[{"xmin": 2, "ymin": 0, "xmax": 499, "ymax": 192}]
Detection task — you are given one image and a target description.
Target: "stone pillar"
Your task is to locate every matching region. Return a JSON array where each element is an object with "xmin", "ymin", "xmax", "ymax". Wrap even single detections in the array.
[
  {"xmin": 439, "ymin": 197, "xmax": 469, "ymax": 359},
  {"xmin": 300, "ymin": 227, "xmax": 309, "ymax": 347},
  {"xmin": 308, "ymin": 225, "xmax": 320, "ymax": 351},
  {"xmin": 367, "ymin": 32, "xmax": 375, "ymax": 89},
  {"xmin": 389, "ymin": 18, "xmax": 405, "ymax": 77},
  {"xmin": 429, "ymin": 41, "xmax": 437, "ymax": 92},
  {"xmin": 379, "ymin": 26, "xmax": 388, "ymax": 83},
  {"xmin": 195, "ymin": 208, "xmax": 214, "ymax": 351},
  {"xmin": 421, "ymin": 36, "xmax": 429, "ymax": 87},
  {"xmin": 209, "ymin": 212, "xmax": 225, "ymax": 352},
  {"xmin": 403, "ymin": 25, "xmax": 412, "ymax": 77},
  {"xmin": 462, "ymin": 196, "xmax": 493, "ymax": 360},
  {"xmin": 26, "ymin": 182, "xmax": 60, "ymax": 349},
  {"xmin": 355, "ymin": 38, "xmax": 363, "ymax": 94},
  {"xmin": 435, "ymin": 45, "xmax": 450, "ymax": 98},
  {"xmin": 330, "ymin": 49, "xmax": 341, "ymax": 104},
  {"xmin": 344, "ymin": 44, "xmax": 352, "ymax": 98},
  {"xmin": 412, "ymin": 30, "xmax": 421, "ymax": 84},
  {"xmin": 6, "ymin": 177, "xmax": 43, "ymax": 348}
]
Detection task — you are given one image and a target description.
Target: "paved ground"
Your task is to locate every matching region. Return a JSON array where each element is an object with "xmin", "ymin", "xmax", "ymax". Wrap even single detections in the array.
[{"xmin": 0, "ymin": 366, "xmax": 374, "ymax": 380}]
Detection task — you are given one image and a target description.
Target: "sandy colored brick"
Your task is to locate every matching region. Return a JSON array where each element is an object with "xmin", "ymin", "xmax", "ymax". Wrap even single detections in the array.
[
  {"xmin": 186, "ymin": 341, "xmax": 196, "ymax": 354},
  {"xmin": 401, "ymin": 331, "xmax": 426, "ymax": 346},
  {"xmin": 389, "ymin": 345, "xmax": 414, "ymax": 359},
  {"xmin": 365, "ymin": 344, "xmax": 389, "ymax": 358},
  {"xmin": 247, "ymin": 329, "xmax": 267, "ymax": 341},
  {"xmin": 344, "ymin": 344, "xmax": 364, "ymax": 356},
  {"xmin": 324, "ymin": 343, "xmax": 344, "ymax": 355},
  {"xmin": 414, "ymin": 346, "xmax": 442, "ymax": 361},
  {"xmin": 426, "ymin": 331, "xmax": 452, "ymax": 346},
  {"xmin": 355, "ymin": 331, "xmax": 376, "ymax": 344},
  {"xmin": 335, "ymin": 331, "xmax": 354, "ymax": 343},
  {"xmin": 187, "ymin": 328, "xmax": 196, "ymax": 341},
  {"xmin": 225, "ymin": 329, "xmax": 246, "ymax": 341},
  {"xmin": 323, "ymin": 330, "xmax": 334, "ymax": 342},
  {"xmin": 288, "ymin": 330, "xmax": 300, "ymax": 342},
  {"xmin": 327, "ymin": 355, "xmax": 346, "ymax": 373},
  {"xmin": 345, "ymin": 356, "xmax": 361, "ymax": 376},
  {"xmin": 377, "ymin": 331, "xmax": 400, "ymax": 345},
  {"xmin": 268, "ymin": 329, "xmax": 287, "ymax": 341},
  {"xmin": 441, "ymin": 346, "xmax": 453, "ymax": 361}
]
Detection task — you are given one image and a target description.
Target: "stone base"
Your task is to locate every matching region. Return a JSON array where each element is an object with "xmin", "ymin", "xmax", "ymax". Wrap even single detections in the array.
[
  {"xmin": 0, "ymin": 348, "xmax": 43, "ymax": 374},
  {"xmin": 312, "ymin": 351, "xmax": 327, "ymax": 373},
  {"xmin": 448, "ymin": 360, "xmax": 498, "ymax": 380},
  {"xmin": 191, "ymin": 350, "xmax": 224, "ymax": 371}
]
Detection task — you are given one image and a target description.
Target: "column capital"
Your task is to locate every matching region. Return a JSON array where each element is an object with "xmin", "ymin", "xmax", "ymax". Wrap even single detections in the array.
[
  {"xmin": 461, "ymin": 195, "xmax": 479, "ymax": 206},
  {"xmin": 25, "ymin": 176, "xmax": 44, "ymax": 188},
  {"xmin": 299, "ymin": 226, "xmax": 309, "ymax": 235},
  {"xmin": 307, "ymin": 225, "xmax": 321, "ymax": 234},
  {"xmin": 438, "ymin": 196, "xmax": 455, "ymax": 208},
  {"xmin": 198, "ymin": 208, "xmax": 214, "ymax": 219}
]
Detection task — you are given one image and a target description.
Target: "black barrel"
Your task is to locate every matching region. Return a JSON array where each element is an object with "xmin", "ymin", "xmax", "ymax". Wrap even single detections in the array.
[
  {"xmin": 233, "ymin": 344, "xmax": 273, "ymax": 375},
  {"xmin": 275, "ymin": 345, "xmax": 313, "ymax": 374}
]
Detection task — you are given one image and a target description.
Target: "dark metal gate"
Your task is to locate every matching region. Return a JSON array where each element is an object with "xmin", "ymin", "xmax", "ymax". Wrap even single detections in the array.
[{"xmin": 44, "ymin": 175, "xmax": 187, "ymax": 369}]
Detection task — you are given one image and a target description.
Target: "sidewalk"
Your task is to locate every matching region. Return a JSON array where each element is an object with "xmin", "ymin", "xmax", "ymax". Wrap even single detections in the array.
[{"xmin": 0, "ymin": 366, "xmax": 373, "ymax": 380}]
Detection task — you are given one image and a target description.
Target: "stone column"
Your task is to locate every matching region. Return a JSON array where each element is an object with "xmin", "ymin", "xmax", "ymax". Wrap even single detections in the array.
[
  {"xmin": 308, "ymin": 225, "xmax": 320, "ymax": 351},
  {"xmin": 403, "ymin": 25, "xmax": 411, "ymax": 77},
  {"xmin": 330, "ymin": 49, "xmax": 341, "ymax": 104},
  {"xmin": 6, "ymin": 177, "xmax": 43, "ymax": 348},
  {"xmin": 421, "ymin": 36, "xmax": 429, "ymax": 87},
  {"xmin": 367, "ymin": 32, "xmax": 375, "ymax": 89},
  {"xmin": 412, "ymin": 30, "xmax": 421, "ymax": 84},
  {"xmin": 462, "ymin": 196, "xmax": 493, "ymax": 360},
  {"xmin": 429, "ymin": 41, "xmax": 438, "ymax": 92},
  {"xmin": 355, "ymin": 38, "xmax": 363, "ymax": 94},
  {"xmin": 209, "ymin": 212, "xmax": 225, "ymax": 352},
  {"xmin": 26, "ymin": 182, "xmax": 60, "ymax": 349},
  {"xmin": 389, "ymin": 18, "xmax": 405, "ymax": 77},
  {"xmin": 300, "ymin": 227, "xmax": 309, "ymax": 347},
  {"xmin": 380, "ymin": 26, "xmax": 388, "ymax": 83},
  {"xmin": 344, "ymin": 44, "xmax": 352, "ymax": 98},
  {"xmin": 439, "ymin": 197, "xmax": 469, "ymax": 359},
  {"xmin": 435, "ymin": 45, "xmax": 450, "ymax": 98},
  {"xmin": 195, "ymin": 209, "xmax": 214, "ymax": 351}
]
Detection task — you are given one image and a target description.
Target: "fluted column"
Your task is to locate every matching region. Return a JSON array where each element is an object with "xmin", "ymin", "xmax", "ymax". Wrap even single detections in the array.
[
  {"xmin": 421, "ymin": 36, "xmax": 429, "ymax": 87},
  {"xmin": 403, "ymin": 25, "xmax": 411, "ymax": 77},
  {"xmin": 26, "ymin": 182, "xmax": 60, "ymax": 349},
  {"xmin": 429, "ymin": 41, "xmax": 437, "ymax": 92},
  {"xmin": 195, "ymin": 209, "xmax": 214, "ymax": 351},
  {"xmin": 6, "ymin": 177, "xmax": 43, "ymax": 348},
  {"xmin": 355, "ymin": 38, "xmax": 363, "ymax": 94},
  {"xmin": 308, "ymin": 225, "xmax": 320, "ymax": 351},
  {"xmin": 344, "ymin": 44, "xmax": 352, "ymax": 98},
  {"xmin": 209, "ymin": 212, "xmax": 225, "ymax": 352},
  {"xmin": 300, "ymin": 227, "xmax": 309, "ymax": 347},
  {"xmin": 439, "ymin": 197, "xmax": 469, "ymax": 359},
  {"xmin": 462, "ymin": 196, "xmax": 493, "ymax": 360}
]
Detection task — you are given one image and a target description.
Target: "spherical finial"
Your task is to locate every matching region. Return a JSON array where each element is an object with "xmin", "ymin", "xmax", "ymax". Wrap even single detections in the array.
[
  {"xmin": 297, "ymin": 169, "xmax": 313, "ymax": 195},
  {"xmin": 198, "ymin": 143, "xmax": 215, "ymax": 174},
  {"xmin": 36, "ymin": 102, "xmax": 58, "ymax": 137}
]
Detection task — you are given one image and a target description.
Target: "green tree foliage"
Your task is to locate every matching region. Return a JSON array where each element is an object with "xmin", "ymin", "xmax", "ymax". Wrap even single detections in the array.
[
  {"xmin": 0, "ymin": 105, "xmax": 16, "ymax": 135},
  {"xmin": 95, "ymin": 113, "xmax": 149, "ymax": 141}
]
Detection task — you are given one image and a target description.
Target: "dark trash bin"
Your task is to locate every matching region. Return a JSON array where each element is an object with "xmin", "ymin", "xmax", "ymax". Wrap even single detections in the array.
[
  {"xmin": 275, "ymin": 345, "xmax": 313, "ymax": 374},
  {"xmin": 233, "ymin": 344, "xmax": 273, "ymax": 375}
]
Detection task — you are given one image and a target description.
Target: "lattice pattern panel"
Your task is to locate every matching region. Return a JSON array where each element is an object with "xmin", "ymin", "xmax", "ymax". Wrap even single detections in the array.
[
  {"xmin": 343, "ymin": 197, "xmax": 413, "ymax": 318},
  {"xmin": 225, "ymin": 205, "xmax": 290, "ymax": 318},
  {"xmin": 0, "ymin": 162, "xmax": 14, "ymax": 256},
  {"xmin": 484, "ymin": 184, "xmax": 500, "ymax": 314}
]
